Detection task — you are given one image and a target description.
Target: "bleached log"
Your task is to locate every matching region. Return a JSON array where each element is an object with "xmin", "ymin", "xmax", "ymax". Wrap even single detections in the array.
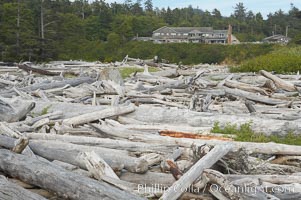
[
  {"xmin": 128, "ymin": 133, "xmax": 301, "ymax": 155},
  {"xmin": 151, "ymin": 69, "xmax": 178, "ymax": 78},
  {"xmin": 117, "ymin": 117, "xmax": 211, "ymax": 133},
  {"xmin": 90, "ymin": 122, "xmax": 155, "ymax": 139},
  {"xmin": 127, "ymin": 105, "xmax": 301, "ymax": 135},
  {"xmin": 0, "ymin": 122, "xmax": 22, "ymax": 138},
  {"xmin": 0, "ymin": 135, "xmax": 148, "ymax": 173},
  {"xmin": 160, "ymin": 144, "xmax": 233, "ymax": 200},
  {"xmin": 25, "ymin": 111, "xmax": 63, "ymax": 126},
  {"xmin": 80, "ymin": 151, "xmax": 120, "ymax": 180},
  {"xmin": 29, "ymin": 140, "xmax": 148, "ymax": 173},
  {"xmin": 260, "ymin": 70, "xmax": 296, "ymax": 92},
  {"xmin": 227, "ymin": 174, "xmax": 301, "ymax": 184},
  {"xmin": 0, "ymin": 97, "xmax": 35, "ymax": 122},
  {"xmin": 120, "ymin": 171, "xmax": 176, "ymax": 187},
  {"xmin": 52, "ymin": 160, "xmax": 91, "ymax": 177},
  {"xmin": 230, "ymin": 177, "xmax": 280, "ymax": 200},
  {"xmin": 140, "ymin": 153, "xmax": 163, "ymax": 166},
  {"xmin": 63, "ymin": 104, "xmax": 135, "ymax": 126},
  {"xmin": 201, "ymin": 169, "xmax": 240, "ymax": 199},
  {"xmin": 224, "ymin": 87, "xmax": 286, "ymax": 105},
  {"xmin": 0, "ymin": 175, "xmax": 46, "ymax": 200},
  {"xmin": 217, "ymin": 74, "xmax": 233, "ymax": 88},
  {"xmin": 0, "ymin": 78, "xmax": 16, "ymax": 85},
  {"xmin": 245, "ymin": 100, "xmax": 256, "ymax": 113},
  {"xmin": 0, "ymin": 77, "xmax": 95, "ymax": 98},
  {"xmin": 0, "ymin": 149, "xmax": 145, "ymax": 200},
  {"xmin": 127, "ymin": 97, "xmax": 186, "ymax": 108},
  {"xmin": 225, "ymin": 79, "xmax": 269, "ymax": 95},
  {"xmin": 24, "ymin": 133, "xmax": 175, "ymax": 153},
  {"xmin": 32, "ymin": 118, "xmax": 50, "ymax": 129}
]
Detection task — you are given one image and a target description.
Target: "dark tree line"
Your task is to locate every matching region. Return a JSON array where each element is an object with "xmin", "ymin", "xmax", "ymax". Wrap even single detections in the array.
[{"xmin": 0, "ymin": 0, "xmax": 300, "ymax": 61}]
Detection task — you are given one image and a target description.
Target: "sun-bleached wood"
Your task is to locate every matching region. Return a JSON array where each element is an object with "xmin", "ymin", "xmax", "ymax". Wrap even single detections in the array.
[
  {"xmin": 0, "ymin": 149, "xmax": 145, "ymax": 200},
  {"xmin": 160, "ymin": 144, "xmax": 233, "ymax": 200}
]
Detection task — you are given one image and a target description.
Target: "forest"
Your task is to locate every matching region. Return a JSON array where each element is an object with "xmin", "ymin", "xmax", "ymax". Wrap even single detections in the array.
[{"xmin": 0, "ymin": 0, "xmax": 301, "ymax": 62}]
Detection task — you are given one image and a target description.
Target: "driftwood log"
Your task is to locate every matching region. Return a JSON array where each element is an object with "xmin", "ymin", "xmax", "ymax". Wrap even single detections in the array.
[
  {"xmin": 0, "ymin": 175, "xmax": 46, "ymax": 200},
  {"xmin": 0, "ymin": 149, "xmax": 145, "ymax": 200},
  {"xmin": 160, "ymin": 144, "xmax": 233, "ymax": 200}
]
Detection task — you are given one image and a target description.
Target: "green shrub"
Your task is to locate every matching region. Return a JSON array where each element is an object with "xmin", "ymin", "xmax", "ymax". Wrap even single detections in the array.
[
  {"xmin": 231, "ymin": 46, "xmax": 301, "ymax": 73},
  {"xmin": 212, "ymin": 121, "xmax": 301, "ymax": 145}
]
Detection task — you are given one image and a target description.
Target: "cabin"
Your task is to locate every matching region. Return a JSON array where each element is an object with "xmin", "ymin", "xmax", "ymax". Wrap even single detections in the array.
[{"xmin": 151, "ymin": 26, "xmax": 238, "ymax": 44}]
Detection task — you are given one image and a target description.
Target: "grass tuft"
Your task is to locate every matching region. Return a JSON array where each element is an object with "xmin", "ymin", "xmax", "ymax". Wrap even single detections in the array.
[{"xmin": 212, "ymin": 121, "xmax": 301, "ymax": 145}]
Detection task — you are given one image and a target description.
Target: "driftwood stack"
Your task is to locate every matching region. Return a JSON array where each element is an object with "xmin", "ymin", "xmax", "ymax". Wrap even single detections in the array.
[{"xmin": 0, "ymin": 58, "xmax": 301, "ymax": 200}]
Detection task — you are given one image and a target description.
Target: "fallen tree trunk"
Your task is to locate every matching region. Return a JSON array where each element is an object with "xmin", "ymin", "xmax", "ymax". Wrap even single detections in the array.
[
  {"xmin": 120, "ymin": 171, "xmax": 176, "ymax": 187},
  {"xmin": 224, "ymin": 87, "xmax": 286, "ymax": 105},
  {"xmin": 225, "ymin": 79, "xmax": 269, "ymax": 95},
  {"xmin": 0, "ymin": 135, "xmax": 148, "ymax": 173},
  {"xmin": 0, "ymin": 175, "xmax": 46, "ymax": 200},
  {"xmin": 126, "ymin": 105, "xmax": 301, "ymax": 135},
  {"xmin": 0, "ymin": 149, "xmax": 145, "ymax": 200},
  {"xmin": 24, "ymin": 133, "xmax": 175, "ymax": 153},
  {"xmin": 227, "ymin": 174, "xmax": 301, "ymax": 184},
  {"xmin": 160, "ymin": 144, "xmax": 233, "ymax": 200},
  {"xmin": 0, "ymin": 77, "xmax": 95, "ymax": 98},
  {"xmin": 129, "ymin": 133, "xmax": 301, "ymax": 155},
  {"xmin": 63, "ymin": 104, "xmax": 135, "ymax": 126},
  {"xmin": 0, "ymin": 97, "xmax": 35, "ymax": 122},
  {"xmin": 18, "ymin": 63, "xmax": 59, "ymax": 76},
  {"xmin": 260, "ymin": 70, "xmax": 296, "ymax": 92}
]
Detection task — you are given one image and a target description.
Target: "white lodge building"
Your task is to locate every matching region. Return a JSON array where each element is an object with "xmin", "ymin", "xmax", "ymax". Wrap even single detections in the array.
[{"xmin": 150, "ymin": 26, "xmax": 239, "ymax": 44}]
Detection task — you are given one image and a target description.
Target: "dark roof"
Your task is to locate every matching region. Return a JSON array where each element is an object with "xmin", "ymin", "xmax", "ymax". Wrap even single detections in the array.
[{"xmin": 153, "ymin": 26, "xmax": 214, "ymax": 33}]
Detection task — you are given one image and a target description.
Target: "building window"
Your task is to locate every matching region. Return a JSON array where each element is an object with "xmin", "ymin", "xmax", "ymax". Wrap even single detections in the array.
[
  {"xmin": 154, "ymin": 33, "xmax": 160, "ymax": 36},
  {"xmin": 171, "ymin": 33, "xmax": 176, "ymax": 36},
  {"xmin": 161, "ymin": 33, "xmax": 165, "ymax": 35},
  {"xmin": 183, "ymin": 33, "xmax": 188, "ymax": 36}
]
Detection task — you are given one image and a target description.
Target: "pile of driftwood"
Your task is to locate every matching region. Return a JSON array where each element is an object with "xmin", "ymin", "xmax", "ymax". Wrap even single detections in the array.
[{"xmin": 0, "ymin": 58, "xmax": 301, "ymax": 200}]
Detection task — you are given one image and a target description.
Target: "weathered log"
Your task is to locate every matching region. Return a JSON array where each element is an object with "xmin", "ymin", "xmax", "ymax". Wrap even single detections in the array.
[
  {"xmin": 225, "ymin": 79, "xmax": 269, "ymax": 95},
  {"xmin": 25, "ymin": 111, "xmax": 63, "ymax": 126},
  {"xmin": 120, "ymin": 171, "xmax": 176, "ymax": 187},
  {"xmin": 245, "ymin": 100, "xmax": 256, "ymax": 113},
  {"xmin": 29, "ymin": 140, "xmax": 148, "ymax": 173},
  {"xmin": 0, "ymin": 135, "xmax": 148, "ymax": 173},
  {"xmin": 0, "ymin": 175, "xmax": 47, "ymax": 200},
  {"xmin": 80, "ymin": 151, "xmax": 120, "ymax": 180},
  {"xmin": 24, "ymin": 133, "xmax": 175, "ymax": 153},
  {"xmin": 151, "ymin": 69, "xmax": 178, "ymax": 78},
  {"xmin": 260, "ymin": 70, "xmax": 296, "ymax": 92},
  {"xmin": 230, "ymin": 177, "xmax": 280, "ymax": 200},
  {"xmin": 160, "ymin": 144, "xmax": 233, "ymax": 200},
  {"xmin": 129, "ymin": 133, "xmax": 301, "ymax": 155},
  {"xmin": 0, "ymin": 149, "xmax": 145, "ymax": 200},
  {"xmin": 224, "ymin": 87, "xmax": 286, "ymax": 105},
  {"xmin": 63, "ymin": 104, "xmax": 135, "ymax": 126},
  {"xmin": 126, "ymin": 105, "xmax": 301, "ymax": 135},
  {"xmin": 18, "ymin": 63, "xmax": 59, "ymax": 76},
  {"xmin": 0, "ymin": 77, "xmax": 95, "ymax": 97},
  {"xmin": 227, "ymin": 174, "xmax": 301, "ymax": 184},
  {"xmin": 0, "ymin": 97, "xmax": 35, "ymax": 122}
]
